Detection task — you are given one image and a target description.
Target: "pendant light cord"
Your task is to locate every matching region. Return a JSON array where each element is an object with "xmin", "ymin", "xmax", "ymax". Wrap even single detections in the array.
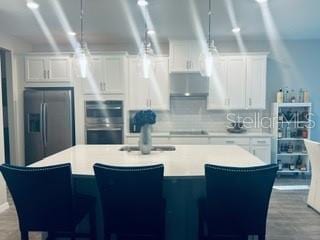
[
  {"xmin": 208, "ymin": 0, "xmax": 212, "ymax": 46},
  {"xmin": 80, "ymin": 0, "xmax": 84, "ymax": 49}
]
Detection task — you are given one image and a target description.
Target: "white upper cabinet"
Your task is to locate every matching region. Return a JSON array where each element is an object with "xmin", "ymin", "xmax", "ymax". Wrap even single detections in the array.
[
  {"xmin": 227, "ymin": 56, "xmax": 247, "ymax": 109},
  {"xmin": 83, "ymin": 55, "xmax": 125, "ymax": 95},
  {"xmin": 25, "ymin": 56, "xmax": 72, "ymax": 83},
  {"xmin": 149, "ymin": 57, "xmax": 170, "ymax": 110},
  {"xmin": 246, "ymin": 55, "xmax": 267, "ymax": 109},
  {"xmin": 208, "ymin": 54, "xmax": 267, "ymax": 110},
  {"xmin": 207, "ymin": 57, "xmax": 228, "ymax": 109},
  {"xmin": 83, "ymin": 57, "xmax": 103, "ymax": 94},
  {"xmin": 127, "ymin": 56, "xmax": 170, "ymax": 111},
  {"xmin": 104, "ymin": 57, "xmax": 124, "ymax": 94},
  {"xmin": 47, "ymin": 57, "xmax": 72, "ymax": 82},
  {"xmin": 128, "ymin": 58, "xmax": 149, "ymax": 110},
  {"xmin": 169, "ymin": 40, "xmax": 200, "ymax": 73}
]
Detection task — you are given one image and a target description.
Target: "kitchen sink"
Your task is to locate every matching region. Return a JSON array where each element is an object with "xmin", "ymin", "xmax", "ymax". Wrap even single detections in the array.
[{"xmin": 119, "ymin": 146, "xmax": 176, "ymax": 152}]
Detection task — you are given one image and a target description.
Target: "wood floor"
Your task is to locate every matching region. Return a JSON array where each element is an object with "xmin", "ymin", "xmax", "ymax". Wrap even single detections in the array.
[{"xmin": 0, "ymin": 177, "xmax": 319, "ymax": 240}]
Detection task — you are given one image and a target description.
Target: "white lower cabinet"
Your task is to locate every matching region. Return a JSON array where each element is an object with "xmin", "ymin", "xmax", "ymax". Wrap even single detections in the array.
[
  {"xmin": 250, "ymin": 138, "xmax": 271, "ymax": 164},
  {"xmin": 209, "ymin": 137, "xmax": 250, "ymax": 152},
  {"xmin": 170, "ymin": 137, "xmax": 209, "ymax": 145},
  {"xmin": 126, "ymin": 135, "xmax": 271, "ymax": 164}
]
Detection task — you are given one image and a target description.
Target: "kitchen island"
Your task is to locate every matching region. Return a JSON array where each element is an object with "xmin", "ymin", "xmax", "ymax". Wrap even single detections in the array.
[
  {"xmin": 31, "ymin": 144, "xmax": 265, "ymax": 240},
  {"xmin": 31, "ymin": 144, "xmax": 264, "ymax": 176}
]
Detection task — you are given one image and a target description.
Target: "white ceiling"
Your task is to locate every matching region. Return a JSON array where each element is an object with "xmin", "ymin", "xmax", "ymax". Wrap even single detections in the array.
[{"xmin": 0, "ymin": 0, "xmax": 319, "ymax": 46}]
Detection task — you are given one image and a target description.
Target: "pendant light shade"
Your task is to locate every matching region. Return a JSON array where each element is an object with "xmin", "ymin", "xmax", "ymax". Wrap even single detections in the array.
[
  {"xmin": 199, "ymin": 0, "xmax": 219, "ymax": 78},
  {"xmin": 138, "ymin": 19, "xmax": 155, "ymax": 79},
  {"xmin": 199, "ymin": 40, "xmax": 218, "ymax": 77},
  {"xmin": 74, "ymin": 42, "xmax": 91, "ymax": 79},
  {"xmin": 73, "ymin": 0, "xmax": 91, "ymax": 79}
]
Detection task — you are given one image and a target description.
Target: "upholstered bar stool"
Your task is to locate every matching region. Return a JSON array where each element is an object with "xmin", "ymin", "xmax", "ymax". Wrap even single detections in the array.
[
  {"xmin": 0, "ymin": 163, "xmax": 96, "ymax": 240},
  {"xmin": 304, "ymin": 139, "xmax": 320, "ymax": 212},
  {"xmin": 94, "ymin": 163, "xmax": 165, "ymax": 240},
  {"xmin": 198, "ymin": 164, "xmax": 278, "ymax": 240}
]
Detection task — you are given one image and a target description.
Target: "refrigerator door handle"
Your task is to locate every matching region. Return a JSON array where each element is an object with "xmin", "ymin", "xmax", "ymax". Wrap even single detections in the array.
[
  {"xmin": 40, "ymin": 103, "xmax": 44, "ymax": 145},
  {"xmin": 43, "ymin": 103, "xmax": 48, "ymax": 147}
]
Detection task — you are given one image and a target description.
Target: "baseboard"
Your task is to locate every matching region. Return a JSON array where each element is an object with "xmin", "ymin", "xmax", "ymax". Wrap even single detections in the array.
[{"xmin": 0, "ymin": 202, "xmax": 9, "ymax": 214}]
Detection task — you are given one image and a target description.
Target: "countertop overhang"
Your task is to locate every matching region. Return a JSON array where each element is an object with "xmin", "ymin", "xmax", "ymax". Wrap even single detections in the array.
[
  {"xmin": 126, "ymin": 132, "xmax": 273, "ymax": 138},
  {"xmin": 30, "ymin": 144, "xmax": 265, "ymax": 177}
]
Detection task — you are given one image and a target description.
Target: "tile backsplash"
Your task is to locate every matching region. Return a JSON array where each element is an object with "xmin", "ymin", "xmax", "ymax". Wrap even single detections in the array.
[{"xmin": 130, "ymin": 97, "xmax": 271, "ymax": 133}]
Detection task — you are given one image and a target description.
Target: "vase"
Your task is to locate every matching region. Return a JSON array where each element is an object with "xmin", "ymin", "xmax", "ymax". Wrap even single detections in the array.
[{"xmin": 139, "ymin": 124, "xmax": 152, "ymax": 154}]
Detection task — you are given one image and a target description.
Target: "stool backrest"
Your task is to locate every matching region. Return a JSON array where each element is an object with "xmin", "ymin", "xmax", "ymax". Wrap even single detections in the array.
[
  {"xmin": 94, "ymin": 163, "xmax": 164, "ymax": 233},
  {"xmin": 0, "ymin": 163, "xmax": 74, "ymax": 232},
  {"xmin": 305, "ymin": 139, "xmax": 320, "ymax": 177},
  {"xmin": 205, "ymin": 164, "xmax": 278, "ymax": 236}
]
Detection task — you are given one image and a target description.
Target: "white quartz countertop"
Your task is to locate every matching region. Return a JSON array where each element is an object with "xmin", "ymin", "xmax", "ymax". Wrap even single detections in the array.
[
  {"xmin": 30, "ymin": 144, "xmax": 265, "ymax": 177},
  {"xmin": 126, "ymin": 132, "xmax": 273, "ymax": 138}
]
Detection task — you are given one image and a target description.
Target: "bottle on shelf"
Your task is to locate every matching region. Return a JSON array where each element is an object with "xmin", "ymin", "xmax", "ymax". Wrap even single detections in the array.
[
  {"xmin": 283, "ymin": 87, "xmax": 290, "ymax": 103},
  {"xmin": 303, "ymin": 89, "xmax": 310, "ymax": 103},
  {"xmin": 277, "ymin": 160, "xmax": 283, "ymax": 171},
  {"xmin": 296, "ymin": 156, "xmax": 303, "ymax": 169},
  {"xmin": 278, "ymin": 128, "xmax": 283, "ymax": 138},
  {"xmin": 287, "ymin": 143, "xmax": 294, "ymax": 153},
  {"xmin": 286, "ymin": 125, "xmax": 291, "ymax": 138},
  {"xmin": 298, "ymin": 88, "xmax": 304, "ymax": 103},
  {"xmin": 277, "ymin": 88, "xmax": 284, "ymax": 103},
  {"xmin": 278, "ymin": 112, "xmax": 284, "ymax": 122},
  {"xmin": 302, "ymin": 126, "xmax": 308, "ymax": 138},
  {"xmin": 290, "ymin": 89, "xmax": 296, "ymax": 103}
]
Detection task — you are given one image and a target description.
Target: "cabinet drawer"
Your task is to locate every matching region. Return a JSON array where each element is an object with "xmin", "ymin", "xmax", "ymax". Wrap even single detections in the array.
[
  {"xmin": 126, "ymin": 137, "xmax": 138, "ymax": 145},
  {"xmin": 251, "ymin": 138, "xmax": 271, "ymax": 145},
  {"xmin": 210, "ymin": 137, "xmax": 250, "ymax": 145},
  {"xmin": 170, "ymin": 137, "xmax": 209, "ymax": 145},
  {"xmin": 153, "ymin": 137, "xmax": 171, "ymax": 144}
]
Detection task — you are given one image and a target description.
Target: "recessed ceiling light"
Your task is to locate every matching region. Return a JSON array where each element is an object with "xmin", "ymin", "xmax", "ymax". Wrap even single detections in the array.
[
  {"xmin": 184, "ymin": 92, "xmax": 191, "ymax": 97},
  {"xmin": 26, "ymin": 1, "xmax": 39, "ymax": 9},
  {"xmin": 147, "ymin": 29, "xmax": 156, "ymax": 35},
  {"xmin": 68, "ymin": 31, "xmax": 77, "ymax": 36},
  {"xmin": 137, "ymin": 0, "xmax": 148, "ymax": 7},
  {"xmin": 232, "ymin": 27, "xmax": 241, "ymax": 34},
  {"xmin": 255, "ymin": 0, "xmax": 268, "ymax": 3}
]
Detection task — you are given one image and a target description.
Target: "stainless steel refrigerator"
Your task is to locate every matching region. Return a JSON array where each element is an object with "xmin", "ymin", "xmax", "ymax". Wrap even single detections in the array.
[{"xmin": 24, "ymin": 89, "xmax": 74, "ymax": 165}]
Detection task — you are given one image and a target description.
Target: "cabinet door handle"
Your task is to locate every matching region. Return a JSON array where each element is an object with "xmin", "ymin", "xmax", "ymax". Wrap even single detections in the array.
[
  {"xmin": 226, "ymin": 140, "xmax": 235, "ymax": 144},
  {"xmin": 47, "ymin": 70, "xmax": 50, "ymax": 79},
  {"xmin": 186, "ymin": 61, "xmax": 189, "ymax": 70},
  {"xmin": 43, "ymin": 70, "xmax": 46, "ymax": 79},
  {"xmin": 100, "ymin": 82, "xmax": 103, "ymax": 91},
  {"xmin": 257, "ymin": 140, "xmax": 266, "ymax": 144},
  {"xmin": 189, "ymin": 61, "xmax": 192, "ymax": 69}
]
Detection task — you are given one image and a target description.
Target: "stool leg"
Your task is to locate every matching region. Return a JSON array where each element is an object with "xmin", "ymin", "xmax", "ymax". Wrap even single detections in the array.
[
  {"xmin": 89, "ymin": 207, "xmax": 97, "ymax": 239},
  {"xmin": 20, "ymin": 230, "xmax": 29, "ymax": 240}
]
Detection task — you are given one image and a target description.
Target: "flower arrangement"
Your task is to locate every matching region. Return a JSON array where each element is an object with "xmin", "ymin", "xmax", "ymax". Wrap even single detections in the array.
[{"xmin": 133, "ymin": 110, "xmax": 156, "ymax": 128}]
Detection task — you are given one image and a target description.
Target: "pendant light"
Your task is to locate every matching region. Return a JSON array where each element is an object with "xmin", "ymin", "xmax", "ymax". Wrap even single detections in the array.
[
  {"xmin": 73, "ymin": 0, "xmax": 91, "ymax": 79},
  {"xmin": 138, "ymin": 19, "xmax": 154, "ymax": 79},
  {"xmin": 199, "ymin": 0, "xmax": 218, "ymax": 78}
]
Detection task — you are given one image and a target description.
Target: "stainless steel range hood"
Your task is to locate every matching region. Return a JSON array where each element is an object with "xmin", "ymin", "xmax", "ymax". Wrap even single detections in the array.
[{"xmin": 170, "ymin": 73, "xmax": 209, "ymax": 97}]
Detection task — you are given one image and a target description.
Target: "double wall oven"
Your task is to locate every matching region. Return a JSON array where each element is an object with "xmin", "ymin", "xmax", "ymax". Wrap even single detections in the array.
[{"xmin": 85, "ymin": 101, "xmax": 123, "ymax": 144}]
